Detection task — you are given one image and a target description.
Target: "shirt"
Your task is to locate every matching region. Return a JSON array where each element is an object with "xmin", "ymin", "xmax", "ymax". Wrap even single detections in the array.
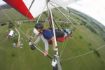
[{"xmin": 33, "ymin": 28, "xmax": 49, "ymax": 52}]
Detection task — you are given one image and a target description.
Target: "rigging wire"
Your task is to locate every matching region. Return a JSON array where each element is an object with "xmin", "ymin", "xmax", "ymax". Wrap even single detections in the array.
[
  {"xmin": 48, "ymin": 3, "xmax": 58, "ymax": 47},
  {"xmin": 59, "ymin": 42, "xmax": 67, "ymax": 58},
  {"xmin": 18, "ymin": 24, "xmax": 52, "ymax": 59},
  {"xmin": 49, "ymin": 1, "xmax": 105, "ymax": 63},
  {"xmin": 26, "ymin": 0, "xmax": 35, "ymax": 19},
  {"xmin": 48, "ymin": 2, "xmax": 63, "ymax": 70},
  {"xmin": 1, "ymin": 3, "xmax": 105, "ymax": 70},
  {"xmin": 50, "ymin": 1, "xmax": 77, "ymax": 29},
  {"xmin": 62, "ymin": 44, "xmax": 105, "ymax": 62}
]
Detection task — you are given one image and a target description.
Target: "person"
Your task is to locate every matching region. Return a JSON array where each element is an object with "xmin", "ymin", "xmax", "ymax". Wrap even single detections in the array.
[
  {"xmin": 33, "ymin": 23, "xmax": 72, "ymax": 56},
  {"xmin": 7, "ymin": 21, "xmax": 15, "ymax": 38},
  {"xmin": 8, "ymin": 29, "xmax": 15, "ymax": 38}
]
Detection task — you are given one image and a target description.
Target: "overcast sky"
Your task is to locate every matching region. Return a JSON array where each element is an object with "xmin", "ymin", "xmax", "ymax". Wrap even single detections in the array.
[
  {"xmin": 69, "ymin": 0, "xmax": 105, "ymax": 26},
  {"xmin": 0, "ymin": 0, "xmax": 6, "ymax": 5}
]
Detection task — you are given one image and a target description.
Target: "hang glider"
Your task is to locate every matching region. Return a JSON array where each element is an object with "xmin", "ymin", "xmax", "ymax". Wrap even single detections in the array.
[{"xmin": 3, "ymin": 0, "xmax": 78, "ymax": 19}]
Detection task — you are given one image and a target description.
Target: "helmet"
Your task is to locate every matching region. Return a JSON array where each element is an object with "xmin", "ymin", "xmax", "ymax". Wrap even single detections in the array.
[
  {"xmin": 64, "ymin": 29, "xmax": 72, "ymax": 35},
  {"xmin": 35, "ymin": 23, "xmax": 43, "ymax": 29}
]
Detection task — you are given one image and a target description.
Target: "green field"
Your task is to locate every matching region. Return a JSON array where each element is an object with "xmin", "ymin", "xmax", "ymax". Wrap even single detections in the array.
[{"xmin": 0, "ymin": 7, "xmax": 105, "ymax": 70}]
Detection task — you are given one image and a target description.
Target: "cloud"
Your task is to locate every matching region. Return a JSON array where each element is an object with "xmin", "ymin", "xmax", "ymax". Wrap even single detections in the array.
[
  {"xmin": 68, "ymin": 0, "xmax": 105, "ymax": 26},
  {"xmin": 0, "ymin": 0, "xmax": 6, "ymax": 5}
]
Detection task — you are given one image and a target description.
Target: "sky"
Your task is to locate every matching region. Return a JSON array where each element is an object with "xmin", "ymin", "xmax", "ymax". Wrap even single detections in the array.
[
  {"xmin": 68, "ymin": 0, "xmax": 105, "ymax": 26},
  {"xmin": 0, "ymin": 0, "xmax": 105, "ymax": 26},
  {"xmin": 0, "ymin": 0, "xmax": 6, "ymax": 5}
]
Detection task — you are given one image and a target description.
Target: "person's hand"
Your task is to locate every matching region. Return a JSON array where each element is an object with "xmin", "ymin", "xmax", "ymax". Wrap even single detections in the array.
[
  {"xmin": 53, "ymin": 47, "xmax": 58, "ymax": 52},
  {"xmin": 43, "ymin": 51, "xmax": 48, "ymax": 56}
]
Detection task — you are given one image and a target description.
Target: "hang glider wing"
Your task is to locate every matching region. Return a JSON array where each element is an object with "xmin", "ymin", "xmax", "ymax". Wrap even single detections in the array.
[{"xmin": 3, "ymin": 0, "xmax": 79, "ymax": 19}]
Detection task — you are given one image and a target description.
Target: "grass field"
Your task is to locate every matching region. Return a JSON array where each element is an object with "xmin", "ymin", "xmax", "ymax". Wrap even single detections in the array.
[{"xmin": 0, "ymin": 8, "xmax": 105, "ymax": 70}]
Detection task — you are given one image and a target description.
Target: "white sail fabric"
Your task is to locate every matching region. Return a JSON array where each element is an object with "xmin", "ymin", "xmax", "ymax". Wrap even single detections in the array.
[
  {"xmin": 4, "ymin": 0, "xmax": 78, "ymax": 19},
  {"xmin": 23, "ymin": 0, "xmax": 77, "ymax": 18}
]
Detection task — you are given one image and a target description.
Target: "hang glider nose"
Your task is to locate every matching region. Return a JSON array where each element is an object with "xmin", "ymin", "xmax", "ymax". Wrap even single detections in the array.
[{"xmin": 3, "ymin": 0, "xmax": 34, "ymax": 19}]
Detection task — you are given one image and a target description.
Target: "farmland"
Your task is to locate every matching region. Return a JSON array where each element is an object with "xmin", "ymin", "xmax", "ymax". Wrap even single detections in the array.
[{"xmin": 0, "ymin": 6, "xmax": 105, "ymax": 70}]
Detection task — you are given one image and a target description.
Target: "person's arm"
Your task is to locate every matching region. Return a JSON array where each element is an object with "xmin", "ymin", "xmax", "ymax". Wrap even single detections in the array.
[
  {"xmin": 34, "ymin": 35, "xmax": 41, "ymax": 44},
  {"xmin": 41, "ymin": 35, "xmax": 49, "ymax": 56},
  {"xmin": 33, "ymin": 28, "xmax": 41, "ymax": 44},
  {"xmin": 51, "ymin": 37, "xmax": 58, "ymax": 52},
  {"xmin": 41, "ymin": 35, "xmax": 49, "ymax": 52}
]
